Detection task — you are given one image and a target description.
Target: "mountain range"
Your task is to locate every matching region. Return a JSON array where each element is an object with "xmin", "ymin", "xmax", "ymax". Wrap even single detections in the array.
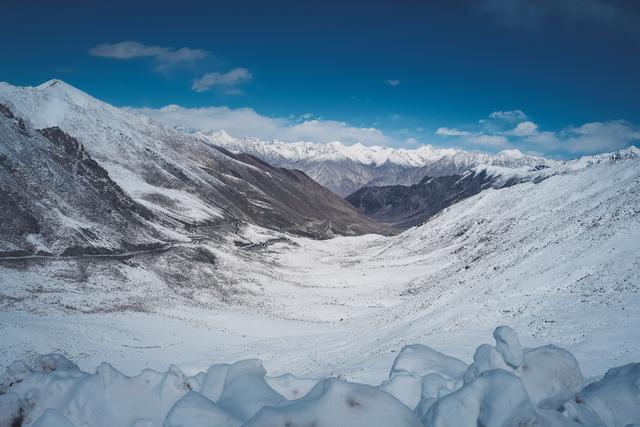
[{"xmin": 202, "ymin": 130, "xmax": 556, "ymax": 196}]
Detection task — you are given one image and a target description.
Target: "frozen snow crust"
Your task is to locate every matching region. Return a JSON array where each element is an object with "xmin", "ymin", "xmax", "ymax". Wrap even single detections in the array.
[{"xmin": 1, "ymin": 327, "xmax": 638, "ymax": 427}]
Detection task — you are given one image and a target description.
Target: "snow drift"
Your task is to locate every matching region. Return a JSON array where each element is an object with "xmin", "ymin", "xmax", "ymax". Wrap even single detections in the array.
[{"xmin": 1, "ymin": 327, "xmax": 638, "ymax": 427}]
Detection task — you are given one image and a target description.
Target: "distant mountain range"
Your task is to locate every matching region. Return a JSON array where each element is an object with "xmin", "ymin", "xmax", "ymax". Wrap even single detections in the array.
[{"xmin": 202, "ymin": 130, "xmax": 557, "ymax": 196}]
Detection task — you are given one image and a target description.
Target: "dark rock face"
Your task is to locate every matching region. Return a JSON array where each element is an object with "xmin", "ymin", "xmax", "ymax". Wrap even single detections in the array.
[
  {"xmin": 0, "ymin": 109, "xmax": 162, "ymax": 256},
  {"xmin": 208, "ymin": 149, "xmax": 393, "ymax": 238},
  {"xmin": 38, "ymin": 127, "xmax": 154, "ymax": 220},
  {"xmin": 347, "ymin": 169, "xmax": 542, "ymax": 230}
]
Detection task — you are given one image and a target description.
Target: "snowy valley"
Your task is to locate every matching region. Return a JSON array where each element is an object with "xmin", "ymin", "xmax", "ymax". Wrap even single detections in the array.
[{"xmin": 0, "ymin": 81, "xmax": 639, "ymax": 426}]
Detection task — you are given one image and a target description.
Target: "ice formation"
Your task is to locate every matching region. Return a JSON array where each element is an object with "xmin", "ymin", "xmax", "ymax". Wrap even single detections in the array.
[{"xmin": 1, "ymin": 326, "xmax": 638, "ymax": 427}]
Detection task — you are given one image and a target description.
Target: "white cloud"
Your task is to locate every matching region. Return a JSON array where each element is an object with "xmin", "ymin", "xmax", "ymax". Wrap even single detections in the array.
[
  {"xmin": 489, "ymin": 110, "xmax": 527, "ymax": 122},
  {"xmin": 385, "ymin": 79, "xmax": 400, "ymax": 87},
  {"xmin": 564, "ymin": 121, "xmax": 640, "ymax": 153},
  {"xmin": 128, "ymin": 105, "xmax": 393, "ymax": 146},
  {"xmin": 89, "ymin": 41, "xmax": 208, "ymax": 69},
  {"xmin": 128, "ymin": 104, "xmax": 639, "ymax": 157},
  {"xmin": 192, "ymin": 68, "xmax": 253, "ymax": 92},
  {"xmin": 479, "ymin": 0, "xmax": 635, "ymax": 36},
  {"xmin": 467, "ymin": 134, "xmax": 509, "ymax": 146},
  {"xmin": 525, "ymin": 130, "xmax": 558, "ymax": 146},
  {"xmin": 436, "ymin": 127, "xmax": 472, "ymax": 137},
  {"xmin": 509, "ymin": 120, "xmax": 539, "ymax": 136}
]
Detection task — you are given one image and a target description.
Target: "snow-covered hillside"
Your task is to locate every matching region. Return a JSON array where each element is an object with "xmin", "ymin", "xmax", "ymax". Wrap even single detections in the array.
[
  {"xmin": 347, "ymin": 146, "xmax": 640, "ymax": 229},
  {"xmin": 201, "ymin": 130, "xmax": 555, "ymax": 196},
  {"xmin": 0, "ymin": 80, "xmax": 385, "ymax": 248}
]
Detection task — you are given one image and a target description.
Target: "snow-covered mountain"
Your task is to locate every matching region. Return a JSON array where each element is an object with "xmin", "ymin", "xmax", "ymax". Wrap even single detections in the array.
[
  {"xmin": 201, "ymin": 130, "xmax": 556, "ymax": 196},
  {"xmin": 347, "ymin": 147, "xmax": 640, "ymax": 229},
  {"xmin": 0, "ymin": 80, "xmax": 387, "ymax": 259}
]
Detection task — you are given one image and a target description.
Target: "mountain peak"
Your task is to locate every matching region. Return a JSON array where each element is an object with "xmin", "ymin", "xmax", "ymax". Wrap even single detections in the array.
[
  {"xmin": 37, "ymin": 79, "xmax": 67, "ymax": 89},
  {"xmin": 36, "ymin": 79, "xmax": 89, "ymax": 97}
]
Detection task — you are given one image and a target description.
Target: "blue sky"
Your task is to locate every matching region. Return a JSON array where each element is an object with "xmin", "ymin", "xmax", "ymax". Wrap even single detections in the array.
[{"xmin": 1, "ymin": 0, "xmax": 639, "ymax": 157}]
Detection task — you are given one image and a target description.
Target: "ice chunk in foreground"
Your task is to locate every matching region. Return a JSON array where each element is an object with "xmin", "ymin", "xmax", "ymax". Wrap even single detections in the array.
[
  {"xmin": 493, "ymin": 325, "xmax": 524, "ymax": 368},
  {"xmin": 198, "ymin": 363, "xmax": 231, "ymax": 402},
  {"xmin": 0, "ymin": 327, "xmax": 638, "ymax": 427},
  {"xmin": 423, "ymin": 369, "xmax": 541, "ymax": 427},
  {"xmin": 390, "ymin": 344, "xmax": 468, "ymax": 379},
  {"xmin": 463, "ymin": 343, "xmax": 511, "ymax": 384},
  {"xmin": 216, "ymin": 359, "xmax": 284, "ymax": 421},
  {"xmin": 32, "ymin": 409, "xmax": 76, "ymax": 427},
  {"xmin": 516, "ymin": 345, "xmax": 584, "ymax": 410},
  {"xmin": 579, "ymin": 362, "xmax": 640, "ymax": 427},
  {"xmin": 266, "ymin": 373, "xmax": 317, "ymax": 400},
  {"xmin": 163, "ymin": 391, "xmax": 241, "ymax": 427},
  {"xmin": 244, "ymin": 378, "xmax": 423, "ymax": 427},
  {"xmin": 378, "ymin": 372, "xmax": 424, "ymax": 409}
]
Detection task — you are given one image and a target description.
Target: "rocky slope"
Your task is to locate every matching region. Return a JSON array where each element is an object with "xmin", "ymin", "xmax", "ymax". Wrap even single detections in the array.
[
  {"xmin": 346, "ymin": 167, "xmax": 546, "ymax": 229},
  {"xmin": 0, "ymin": 109, "xmax": 164, "ymax": 257}
]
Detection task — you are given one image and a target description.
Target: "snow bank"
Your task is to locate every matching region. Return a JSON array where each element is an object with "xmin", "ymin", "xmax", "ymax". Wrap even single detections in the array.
[
  {"xmin": 1, "ymin": 326, "xmax": 638, "ymax": 427},
  {"xmin": 245, "ymin": 378, "xmax": 423, "ymax": 427}
]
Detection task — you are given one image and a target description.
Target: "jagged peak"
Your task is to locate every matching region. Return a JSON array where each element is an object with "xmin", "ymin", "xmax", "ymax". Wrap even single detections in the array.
[
  {"xmin": 36, "ymin": 79, "xmax": 67, "ymax": 89},
  {"xmin": 36, "ymin": 79, "xmax": 90, "ymax": 98}
]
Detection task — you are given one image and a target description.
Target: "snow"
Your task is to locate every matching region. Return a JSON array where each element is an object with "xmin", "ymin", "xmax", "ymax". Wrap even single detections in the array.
[
  {"xmin": 493, "ymin": 325, "xmax": 524, "ymax": 368},
  {"xmin": 1, "ymin": 79, "xmax": 639, "ymax": 424},
  {"xmin": 200, "ymin": 129, "xmax": 552, "ymax": 169},
  {"xmin": 216, "ymin": 359, "xmax": 285, "ymax": 421},
  {"xmin": 424, "ymin": 369, "xmax": 541, "ymax": 427},
  {"xmin": 32, "ymin": 409, "xmax": 76, "ymax": 427},
  {"xmin": 1, "ymin": 152, "xmax": 639, "ymax": 389},
  {"xmin": 390, "ymin": 345, "xmax": 468, "ymax": 380},
  {"xmin": 164, "ymin": 392, "xmax": 241, "ymax": 427},
  {"xmin": 0, "ymin": 80, "xmax": 231, "ymax": 223},
  {"xmin": 1, "ymin": 327, "xmax": 638, "ymax": 426},
  {"xmin": 244, "ymin": 378, "xmax": 424, "ymax": 427},
  {"xmin": 579, "ymin": 363, "xmax": 640, "ymax": 427}
]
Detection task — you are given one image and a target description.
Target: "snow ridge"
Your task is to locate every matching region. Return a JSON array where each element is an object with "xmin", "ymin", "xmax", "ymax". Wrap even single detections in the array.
[
  {"xmin": 202, "ymin": 130, "xmax": 548, "ymax": 168},
  {"xmin": 200, "ymin": 130, "xmax": 556, "ymax": 196}
]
